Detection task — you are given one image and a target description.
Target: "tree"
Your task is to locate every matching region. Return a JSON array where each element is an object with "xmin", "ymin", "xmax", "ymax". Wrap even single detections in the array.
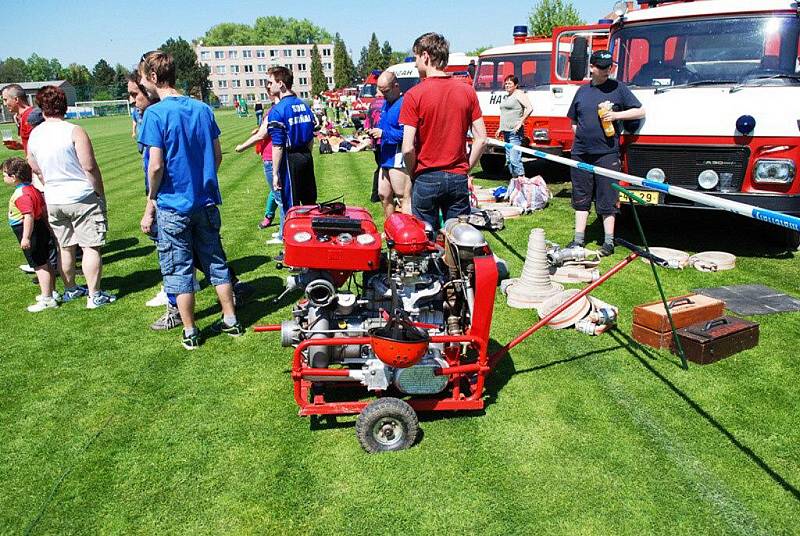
[
  {"xmin": 27, "ymin": 54, "xmax": 61, "ymax": 81},
  {"xmin": 528, "ymin": 0, "xmax": 584, "ymax": 37},
  {"xmin": 355, "ymin": 46, "xmax": 371, "ymax": 82},
  {"xmin": 0, "ymin": 57, "xmax": 30, "ymax": 82},
  {"xmin": 310, "ymin": 44, "xmax": 327, "ymax": 96},
  {"xmin": 160, "ymin": 37, "xmax": 212, "ymax": 101},
  {"xmin": 380, "ymin": 41, "xmax": 393, "ymax": 70},
  {"xmin": 201, "ymin": 22, "xmax": 255, "ymax": 46},
  {"xmin": 91, "ymin": 59, "xmax": 116, "ymax": 96},
  {"xmin": 113, "ymin": 64, "xmax": 130, "ymax": 99},
  {"xmin": 333, "ymin": 33, "xmax": 355, "ymax": 88},
  {"xmin": 467, "ymin": 46, "xmax": 493, "ymax": 56},
  {"xmin": 364, "ymin": 33, "xmax": 384, "ymax": 77},
  {"xmin": 202, "ymin": 17, "xmax": 332, "ymax": 46},
  {"xmin": 63, "ymin": 63, "xmax": 92, "ymax": 100}
]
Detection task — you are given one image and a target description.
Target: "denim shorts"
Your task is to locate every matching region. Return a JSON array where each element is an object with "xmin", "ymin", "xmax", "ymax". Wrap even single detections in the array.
[
  {"xmin": 411, "ymin": 171, "xmax": 470, "ymax": 232},
  {"xmin": 156, "ymin": 205, "xmax": 232, "ymax": 294}
]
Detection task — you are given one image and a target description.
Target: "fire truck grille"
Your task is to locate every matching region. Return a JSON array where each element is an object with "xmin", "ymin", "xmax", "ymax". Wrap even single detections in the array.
[{"xmin": 626, "ymin": 145, "xmax": 750, "ymax": 191}]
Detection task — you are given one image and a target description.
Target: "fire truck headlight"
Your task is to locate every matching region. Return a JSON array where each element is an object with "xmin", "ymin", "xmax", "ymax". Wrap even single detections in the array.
[
  {"xmin": 646, "ymin": 168, "xmax": 666, "ymax": 183},
  {"xmin": 698, "ymin": 170, "xmax": 719, "ymax": 190},
  {"xmin": 754, "ymin": 159, "xmax": 796, "ymax": 184},
  {"xmin": 613, "ymin": 0, "xmax": 628, "ymax": 17}
]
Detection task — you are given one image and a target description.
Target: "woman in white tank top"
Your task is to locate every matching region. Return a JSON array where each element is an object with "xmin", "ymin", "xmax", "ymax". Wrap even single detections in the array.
[{"xmin": 27, "ymin": 85, "xmax": 115, "ymax": 309}]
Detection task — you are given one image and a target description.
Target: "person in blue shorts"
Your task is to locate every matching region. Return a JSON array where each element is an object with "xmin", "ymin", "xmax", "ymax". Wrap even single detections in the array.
[
  {"xmin": 367, "ymin": 71, "xmax": 410, "ymax": 218},
  {"xmin": 137, "ymin": 50, "xmax": 242, "ymax": 350}
]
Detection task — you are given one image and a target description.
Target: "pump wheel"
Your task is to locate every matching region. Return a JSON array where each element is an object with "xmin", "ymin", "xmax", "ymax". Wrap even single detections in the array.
[{"xmin": 355, "ymin": 398, "xmax": 419, "ymax": 453}]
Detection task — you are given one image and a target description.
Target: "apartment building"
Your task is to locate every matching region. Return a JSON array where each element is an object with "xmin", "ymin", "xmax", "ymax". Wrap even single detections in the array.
[{"xmin": 195, "ymin": 43, "xmax": 335, "ymax": 105}]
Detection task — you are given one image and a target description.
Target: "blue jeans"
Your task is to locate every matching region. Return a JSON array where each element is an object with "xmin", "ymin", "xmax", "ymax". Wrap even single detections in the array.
[
  {"xmin": 263, "ymin": 161, "xmax": 278, "ymax": 219},
  {"xmin": 264, "ymin": 160, "xmax": 286, "ymax": 240},
  {"xmin": 411, "ymin": 171, "xmax": 470, "ymax": 232},
  {"xmin": 503, "ymin": 130, "xmax": 524, "ymax": 177},
  {"xmin": 156, "ymin": 205, "xmax": 232, "ymax": 295}
]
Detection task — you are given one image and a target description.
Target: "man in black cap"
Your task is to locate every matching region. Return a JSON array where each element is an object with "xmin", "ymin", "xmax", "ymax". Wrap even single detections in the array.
[{"xmin": 566, "ymin": 49, "xmax": 645, "ymax": 256}]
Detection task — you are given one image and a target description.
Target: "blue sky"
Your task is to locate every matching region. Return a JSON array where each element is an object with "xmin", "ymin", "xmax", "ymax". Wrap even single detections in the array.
[{"xmin": 5, "ymin": 0, "xmax": 607, "ymax": 68}]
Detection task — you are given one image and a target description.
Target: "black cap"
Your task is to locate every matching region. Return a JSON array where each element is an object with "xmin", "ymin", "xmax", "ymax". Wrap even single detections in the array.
[{"xmin": 590, "ymin": 50, "xmax": 613, "ymax": 69}]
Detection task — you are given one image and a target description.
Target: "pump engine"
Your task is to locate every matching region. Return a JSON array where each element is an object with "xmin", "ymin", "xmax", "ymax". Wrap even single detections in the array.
[{"xmin": 278, "ymin": 204, "xmax": 497, "ymax": 401}]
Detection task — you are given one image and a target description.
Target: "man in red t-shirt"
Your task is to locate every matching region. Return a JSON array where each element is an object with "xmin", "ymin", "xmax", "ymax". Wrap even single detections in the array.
[
  {"xmin": 1, "ymin": 84, "xmax": 36, "ymax": 153},
  {"xmin": 400, "ymin": 32, "xmax": 486, "ymax": 231}
]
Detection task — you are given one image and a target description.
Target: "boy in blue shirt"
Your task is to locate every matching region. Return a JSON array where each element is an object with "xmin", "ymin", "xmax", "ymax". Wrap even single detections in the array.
[
  {"xmin": 267, "ymin": 66, "xmax": 316, "ymax": 211},
  {"xmin": 137, "ymin": 50, "xmax": 242, "ymax": 350}
]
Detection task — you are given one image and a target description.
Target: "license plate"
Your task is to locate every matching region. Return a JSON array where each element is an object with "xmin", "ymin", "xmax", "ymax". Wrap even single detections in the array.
[{"xmin": 618, "ymin": 189, "xmax": 660, "ymax": 205}]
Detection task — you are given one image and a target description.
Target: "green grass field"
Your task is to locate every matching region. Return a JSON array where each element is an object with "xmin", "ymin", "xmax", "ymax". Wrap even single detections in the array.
[{"xmin": 1, "ymin": 111, "xmax": 799, "ymax": 534}]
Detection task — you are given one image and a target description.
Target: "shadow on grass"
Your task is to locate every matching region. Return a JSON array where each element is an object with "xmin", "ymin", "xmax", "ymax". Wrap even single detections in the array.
[
  {"xmin": 104, "ymin": 268, "xmax": 162, "ymax": 299},
  {"xmin": 228, "ymin": 254, "xmax": 271, "ymax": 278},
  {"xmin": 103, "ymin": 245, "xmax": 154, "ymax": 266},
  {"xmin": 609, "ymin": 329, "xmax": 800, "ymax": 502},
  {"xmin": 617, "ymin": 206, "xmax": 798, "ymax": 257},
  {"xmin": 489, "ymin": 231, "xmax": 526, "ymax": 263},
  {"xmin": 102, "ymin": 236, "xmax": 140, "ymax": 254},
  {"xmin": 194, "ymin": 273, "xmax": 285, "ymax": 328}
]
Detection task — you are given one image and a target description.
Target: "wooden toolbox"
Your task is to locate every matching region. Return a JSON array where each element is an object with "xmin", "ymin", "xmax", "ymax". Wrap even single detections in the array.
[
  {"xmin": 675, "ymin": 316, "xmax": 759, "ymax": 365},
  {"xmin": 632, "ymin": 294, "xmax": 726, "ymax": 350}
]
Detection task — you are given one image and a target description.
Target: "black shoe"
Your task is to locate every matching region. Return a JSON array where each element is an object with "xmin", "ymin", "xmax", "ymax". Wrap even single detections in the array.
[
  {"xmin": 599, "ymin": 242, "xmax": 615, "ymax": 257},
  {"xmin": 181, "ymin": 331, "xmax": 202, "ymax": 350},
  {"xmin": 566, "ymin": 240, "xmax": 584, "ymax": 249},
  {"xmin": 210, "ymin": 318, "xmax": 245, "ymax": 337}
]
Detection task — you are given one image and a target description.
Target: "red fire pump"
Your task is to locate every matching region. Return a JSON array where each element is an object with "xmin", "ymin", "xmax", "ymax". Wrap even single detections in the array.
[
  {"xmin": 256, "ymin": 202, "xmax": 658, "ymax": 452},
  {"xmin": 259, "ymin": 204, "xmax": 497, "ymax": 452}
]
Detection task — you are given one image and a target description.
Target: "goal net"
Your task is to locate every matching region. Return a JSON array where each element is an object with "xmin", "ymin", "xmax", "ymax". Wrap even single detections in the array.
[{"xmin": 68, "ymin": 100, "xmax": 131, "ymax": 119}]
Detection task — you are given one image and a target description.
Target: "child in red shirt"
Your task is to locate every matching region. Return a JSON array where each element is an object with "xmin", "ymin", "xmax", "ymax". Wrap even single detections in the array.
[{"xmin": 3, "ymin": 157, "xmax": 59, "ymax": 312}]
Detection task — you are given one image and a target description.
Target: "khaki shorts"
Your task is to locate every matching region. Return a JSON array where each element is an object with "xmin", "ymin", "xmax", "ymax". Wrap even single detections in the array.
[{"xmin": 48, "ymin": 192, "xmax": 108, "ymax": 248}]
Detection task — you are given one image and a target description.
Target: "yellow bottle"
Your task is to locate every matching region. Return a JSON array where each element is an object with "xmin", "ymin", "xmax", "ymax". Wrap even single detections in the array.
[{"xmin": 598, "ymin": 101, "xmax": 615, "ymax": 137}]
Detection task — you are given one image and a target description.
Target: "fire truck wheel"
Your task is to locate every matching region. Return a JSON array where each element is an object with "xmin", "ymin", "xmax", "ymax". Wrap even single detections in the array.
[
  {"xmin": 783, "ymin": 229, "xmax": 800, "ymax": 251},
  {"xmin": 356, "ymin": 397, "xmax": 419, "ymax": 453}
]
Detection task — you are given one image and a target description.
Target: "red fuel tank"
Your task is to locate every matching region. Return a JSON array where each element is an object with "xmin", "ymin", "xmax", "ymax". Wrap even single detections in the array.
[
  {"xmin": 283, "ymin": 205, "xmax": 381, "ymax": 271},
  {"xmin": 383, "ymin": 213, "xmax": 434, "ymax": 255}
]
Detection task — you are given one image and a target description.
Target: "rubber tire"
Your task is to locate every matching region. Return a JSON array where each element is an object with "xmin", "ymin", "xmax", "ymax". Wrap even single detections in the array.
[
  {"xmin": 355, "ymin": 397, "xmax": 419, "ymax": 453},
  {"xmin": 783, "ymin": 229, "xmax": 800, "ymax": 251},
  {"xmin": 480, "ymin": 154, "xmax": 509, "ymax": 178}
]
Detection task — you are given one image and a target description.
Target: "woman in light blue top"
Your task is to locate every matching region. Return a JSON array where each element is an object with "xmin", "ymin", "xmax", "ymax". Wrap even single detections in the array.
[{"xmin": 495, "ymin": 75, "xmax": 532, "ymax": 179}]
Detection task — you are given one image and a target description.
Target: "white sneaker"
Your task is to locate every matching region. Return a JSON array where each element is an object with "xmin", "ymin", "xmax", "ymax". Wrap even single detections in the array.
[
  {"xmin": 35, "ymin": 291, "xmax": 62, "ymax": 303},
  {"xmin": 87, "ymin": 290, "xmax": 117, "ymax": 309},
  {"xmin": 146, "ymin": 288, "xmax": 169, "ymax": 307},
  {"xmin": 266, "ymin": 238, "xmax": 282, "ymax": 245},
  {"xmin": 28, "ymin": 297, "xmax": 58, "ymax": 312},
  {"xmin": 19, "ymin": 264, "xmax": 35, "ymax": 274}
]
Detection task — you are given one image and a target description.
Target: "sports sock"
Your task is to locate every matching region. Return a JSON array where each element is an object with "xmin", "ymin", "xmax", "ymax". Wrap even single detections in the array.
[
  {"xmin": 224, "ymin": 314, "xmax": 238, "ymax": 327},
  {"xmin": 574, "ymin": 231, "xmax": 585, "ymax": 244},
  {"xmin": 184, "ymin": 326, "xmax": 198, "ymax": 338},
  {"xmin": 604, "ymin": 233, "xmax": 614, "ymax": 245}
]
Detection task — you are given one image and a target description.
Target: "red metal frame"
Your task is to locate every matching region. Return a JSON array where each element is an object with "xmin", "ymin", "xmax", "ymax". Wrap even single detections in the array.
[{"xmin": 254, "ymin": 247, "xmax": 643, "ymax": 419}]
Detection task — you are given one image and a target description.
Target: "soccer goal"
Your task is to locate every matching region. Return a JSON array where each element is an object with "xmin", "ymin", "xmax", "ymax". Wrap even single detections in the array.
[{"xmin": 68, "ymin": 100, "xmax": 131, "ymax": 119}]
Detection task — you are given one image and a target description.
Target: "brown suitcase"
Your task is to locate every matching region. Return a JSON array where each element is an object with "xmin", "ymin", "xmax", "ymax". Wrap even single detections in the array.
[
  {"xmin": 675, "ymin": 316, "xmax": 759, "ymax": 365},
  {"xmin": 633, "ymin": 294, "xmax": 726, "ymax": 332},
  {"xmin": 632, "ymin": 323, "xmax": 679, "ymax": 350}
]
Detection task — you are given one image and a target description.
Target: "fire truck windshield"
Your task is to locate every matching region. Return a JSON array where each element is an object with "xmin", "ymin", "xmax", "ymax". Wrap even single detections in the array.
[
  {"xmin": 359, "ymin": 84, "xmax": 377, "ymax": 98},
  {"xmin": 613, "ymin": 16, "xmax": 800, "ymax": 88},
  {"xmin": 475, "ymin": 53, "xmax": 554, "ymax": 91}
]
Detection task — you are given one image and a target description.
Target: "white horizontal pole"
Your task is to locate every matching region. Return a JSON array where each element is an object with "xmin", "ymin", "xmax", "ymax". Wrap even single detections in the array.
[{"xmin": 488, "ymin": 138, "xmax": 800, "ymax": 232}]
